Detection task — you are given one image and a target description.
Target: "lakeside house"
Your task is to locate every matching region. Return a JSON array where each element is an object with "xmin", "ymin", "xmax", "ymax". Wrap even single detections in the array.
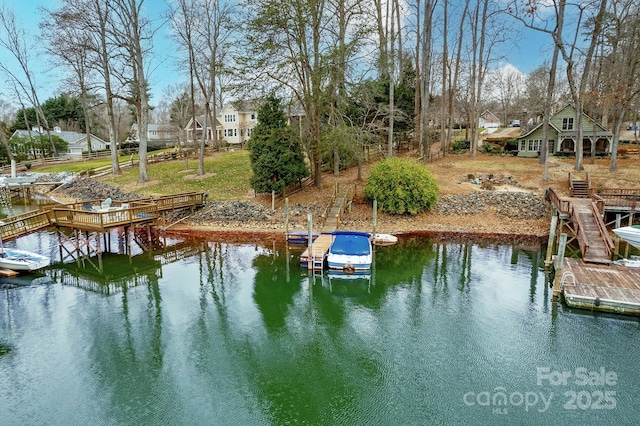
[
  {"xmin": 184, "ymin": 100, "xmax": 259, "ymax": 147},
  {"xmin": 517, "ymin": 104, "xmax": 613, "ymax": 157},
  {"xmin": 11, "ymin": 126, "xmax": 108, "ymax": 157}
]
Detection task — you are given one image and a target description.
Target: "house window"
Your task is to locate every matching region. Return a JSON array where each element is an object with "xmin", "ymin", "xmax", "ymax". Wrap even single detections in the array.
[
  {"xmin": 520, "ymin": 140, "xmax": 526, "ymax": 150},
  {"xmin": 528, "ymin": 140, "xmax": 534, "ymax": 151},
  {"xmin": 251, "ymin": 113, "xmax": 256, "ymax": 120},
  {"xmin": 562, "ymin": 118, "xmax": 574, "ymax": 130},
  {"xmin": 225, "ymin": 114, "xmax": 236, "ymax": 123},
  {"xmin": 247, "ymin": 128, "xmax": 253, "ymax": 137}
]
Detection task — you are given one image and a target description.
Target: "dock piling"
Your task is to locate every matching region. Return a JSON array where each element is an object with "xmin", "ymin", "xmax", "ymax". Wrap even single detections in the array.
[{"xmin": 545, "ymin": 214, "xmax": 558, "ymax": 269}]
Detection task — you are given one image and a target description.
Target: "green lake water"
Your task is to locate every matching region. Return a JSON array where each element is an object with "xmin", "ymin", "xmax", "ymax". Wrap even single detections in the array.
[{"xmin": 1, "ymin": 231, "xmax": 639, "ymax": 425}]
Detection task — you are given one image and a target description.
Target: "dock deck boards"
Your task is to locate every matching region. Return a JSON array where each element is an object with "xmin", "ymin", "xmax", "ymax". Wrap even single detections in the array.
[{"xmin": 561, "ymin": 258, "xmax": 640, "ymax": 315}]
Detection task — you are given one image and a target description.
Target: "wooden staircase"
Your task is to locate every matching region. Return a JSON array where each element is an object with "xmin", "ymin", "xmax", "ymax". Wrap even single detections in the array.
[
  {"xmin": 571, "ymin": 199, "xmax": 613, "ymax": 265},
  {"xmin": 569, "ymin": 172, "xmax": 590, "ymax": 198}
]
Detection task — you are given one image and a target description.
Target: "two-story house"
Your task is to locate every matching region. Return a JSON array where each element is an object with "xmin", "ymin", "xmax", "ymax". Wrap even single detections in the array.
[
  {"xmin": 217, "ymin": 101, "xmax": 259, "ymax": 146},
  {"xmin": 517, "ymin": 104, "xmax": 613, "ymax": 157},
  {"xmin": 184, "ymin": 101, "xmax": 259, "ymax": 148}
]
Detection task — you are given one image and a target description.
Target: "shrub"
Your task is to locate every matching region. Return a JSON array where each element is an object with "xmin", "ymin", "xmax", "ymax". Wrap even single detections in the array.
[
  {"xmin": 364, "ymin": 157, "xmax": 439, "ymax": 215},
  {"xmin": 504, "ymin": 139, "xmax": 518, "ymax": 151},
  {"xmin": 450, "ymin": 140, "xmax": 470, "ymax": 152},
  {"xmin": 481, "ymin": 143, "xmax": 498, "ymax": 154}
]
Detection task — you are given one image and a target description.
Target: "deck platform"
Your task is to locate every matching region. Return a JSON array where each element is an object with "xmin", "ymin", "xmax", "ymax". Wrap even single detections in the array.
[{"xmin": 560, "ymin": 258, "xmax": 640, "ymax": 315}]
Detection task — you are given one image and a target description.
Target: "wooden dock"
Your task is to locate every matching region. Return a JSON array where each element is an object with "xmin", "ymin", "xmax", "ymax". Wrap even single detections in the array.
[
  {"xmin": 300, "ymin": 234, "xmax": 333, "ymax": 271},
  {"xmin": 559, "ymin": 258, "xmax": 640, "ymax": 315},
  {"xmin": 298, "ymin": 185, "xmax": 355, "ymax": 271},
  {"xmin": 0, "ymin": 192, "xmax": 207, "ymax": 272},
  {"xmin": 547, "ymin": 183, "xmax": 614, "ymax": 265}
]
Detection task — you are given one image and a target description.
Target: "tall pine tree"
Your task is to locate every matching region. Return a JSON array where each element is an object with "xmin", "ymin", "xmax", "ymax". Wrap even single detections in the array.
[{"xmin": 248, "ymin": 96, "xmax": 309, "ymax": 194}]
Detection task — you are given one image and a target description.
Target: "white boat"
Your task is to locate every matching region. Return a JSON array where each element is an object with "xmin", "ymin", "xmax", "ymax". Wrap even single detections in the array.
[
  {"xmin": 614, "ymin": 257, "xmax": 640, "ymax": 268},
  {"xmin": 0, "ymin": 248, "xmax": 50, "ymax": 272},
  {"xmin": 612, "ymin": 225, "xmax": 640, "ymax": 249},
  {"xmin": 372, "ymin": 233, "xmax": 398, "ymax": 246},
  {"xmin": 327, "ymin": 231, "xmax": 372, "ymax": 273}
]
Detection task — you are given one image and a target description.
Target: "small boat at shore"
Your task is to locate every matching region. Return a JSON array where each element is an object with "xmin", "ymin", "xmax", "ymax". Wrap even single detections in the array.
[
  {"xmin": 327, "ymin": 231, "xmax": 372, "ymax": 273},
  {"xmin": 371, "ymin": 233, "xmax": 398, "ymax": 246},
  {"xmin": 286, "ymin": 231, "xmax": 319, "ymax": 245},
  {"xmin": 0, "ymin": 248, "xmax": 50, "ymax": 272},
  {"xmin": 612, "ymin": 225, "xmax": 640, "ymax": 249}
]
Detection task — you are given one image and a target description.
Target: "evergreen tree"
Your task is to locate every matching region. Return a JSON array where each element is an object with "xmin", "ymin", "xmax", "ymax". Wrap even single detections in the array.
[{"xmin": 248, "ymin": 96, "xmax": 309, "ymax": 194}]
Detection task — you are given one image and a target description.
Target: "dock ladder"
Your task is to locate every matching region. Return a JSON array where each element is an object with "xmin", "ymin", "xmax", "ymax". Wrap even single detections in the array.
[
  {"xmin": 311, "ymin": 249, "xmax": 324, "ymax": 272},
  {"xmin": 560, "ymin": 270, "xmax": 576, "ymax": 292}
]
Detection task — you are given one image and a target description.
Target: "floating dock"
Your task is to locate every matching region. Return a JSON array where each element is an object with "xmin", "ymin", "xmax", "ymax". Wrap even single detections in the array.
[{"xmin": 559, "ymin": 258, "xmax": 640, "ymax": 315}]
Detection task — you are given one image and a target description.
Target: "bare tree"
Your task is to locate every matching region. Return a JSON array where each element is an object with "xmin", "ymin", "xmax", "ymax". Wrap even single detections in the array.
[
  {"xmin": 464, "ymin": 0, "xmax": 511, "ymax": 156},
  {"xmin": 0, "ymin": 6, "xmax": 58, "ymax": 157},
  {"xmin": 41, "ymin": 8, "xmax": 99, "ymax": 157},
  {"xmin": 109, "ymin": 0, "xmax": 156, "ymax": 182},
  {"xmin": 53, "ymin": 0, "xmax": 124, "ymax": 174},
  {"xmin": 589, "ymin": 0, "xmax": 640, "ymax": 171},
  {"xmin": 172, "ymin": 0, "xmax": 235, "ymax": 175}
]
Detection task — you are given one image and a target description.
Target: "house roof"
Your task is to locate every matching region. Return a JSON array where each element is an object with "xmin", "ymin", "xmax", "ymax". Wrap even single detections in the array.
[
  {"xmin": 480, "ymin": 110, "xmax": 500, "ymax": 122},
  {"xmin": 12, "ymin": 129, "xmax": 107, "ymax": 146},
  {"xmin": 226, "ymin": 100, "xmax": 260, "ymax": 113},
  {"xmin": 517, "ymin": 122, "xmax": 560, "ymax": 139}
]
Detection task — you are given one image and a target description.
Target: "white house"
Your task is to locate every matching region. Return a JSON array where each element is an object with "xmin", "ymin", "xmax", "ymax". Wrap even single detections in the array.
[
  {"xmin": 479, "ymin": 110, "xmax": 501, "ymax": 129},
  {"xmin": 217, "ymin": 101, "xmax": 259, "ymax": 146},
  {"xmin": 128, "ymin": 123, "xmax": 180, "ymax": 147},
  {"xmin": 11, "ymin": 126, "xmax": 108, "ymax": 157},
  {"xmin": 184, "ymin": 100, "xmax": 260, "ymax": 147}
]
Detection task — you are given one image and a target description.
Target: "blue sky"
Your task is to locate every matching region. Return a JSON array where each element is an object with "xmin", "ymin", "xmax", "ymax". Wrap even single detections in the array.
[{"xmin": 0, "ymin": 0, "xmax": 555, "ymax": 113}]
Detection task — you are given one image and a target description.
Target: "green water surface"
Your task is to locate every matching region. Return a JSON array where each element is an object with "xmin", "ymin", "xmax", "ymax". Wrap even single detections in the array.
[{"xmin": 1, "ymin": 234, "xmax": 638, "ymax": 425}]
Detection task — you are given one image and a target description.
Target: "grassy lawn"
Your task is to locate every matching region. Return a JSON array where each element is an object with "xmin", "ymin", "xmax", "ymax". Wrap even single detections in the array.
[
  {"xmin": 35, "ymin": 149, "xmax": 175, "ymax": 173},
  {"xmin": 98, "ymin": 150, "xmax": 253, "ymax": 200}
]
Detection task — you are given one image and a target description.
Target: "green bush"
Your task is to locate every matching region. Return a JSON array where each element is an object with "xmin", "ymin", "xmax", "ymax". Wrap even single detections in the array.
[
  {"xmin": 450, "ymin": 140, "xmax": 470, "ymax": 152},
  {"xmin": 364, "ymin": 157, "xmax": 439, "ymax": 215},
  {"xmin": 481, "ymin": 143, "xmax": 498, "ymax": 154}
]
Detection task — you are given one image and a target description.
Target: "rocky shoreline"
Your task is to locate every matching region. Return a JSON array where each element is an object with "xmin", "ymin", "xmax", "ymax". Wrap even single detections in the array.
[{"xmin": 41, "ymin": 175, "xmax": 551, "ymax": 243}]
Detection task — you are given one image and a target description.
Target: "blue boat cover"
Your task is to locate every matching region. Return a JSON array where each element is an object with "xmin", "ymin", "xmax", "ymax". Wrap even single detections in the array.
[{"xmin": 330, "ymin": 232, "xmax": 371, "ymax": 256}]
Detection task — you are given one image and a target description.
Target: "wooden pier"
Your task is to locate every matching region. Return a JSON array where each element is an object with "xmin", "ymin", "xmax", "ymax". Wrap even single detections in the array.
[{"xmin": 0, "ymin": 192, "xmax": 206, "ymax": 272}]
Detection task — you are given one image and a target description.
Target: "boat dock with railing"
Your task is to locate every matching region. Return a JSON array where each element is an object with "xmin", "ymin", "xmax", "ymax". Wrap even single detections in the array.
[{"xmin": 547, "ymin": 173, "xmax": 640, "ymax": 315}]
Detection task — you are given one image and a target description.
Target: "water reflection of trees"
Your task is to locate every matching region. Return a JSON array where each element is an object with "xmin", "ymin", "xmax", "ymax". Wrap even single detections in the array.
[
  {"xmin": 252, "ymin": 247, "xmax": 303, "ymax": 332},
  {"xmin": 84, "ymin": 272, "xmax": 165, "ymax": 424}
]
